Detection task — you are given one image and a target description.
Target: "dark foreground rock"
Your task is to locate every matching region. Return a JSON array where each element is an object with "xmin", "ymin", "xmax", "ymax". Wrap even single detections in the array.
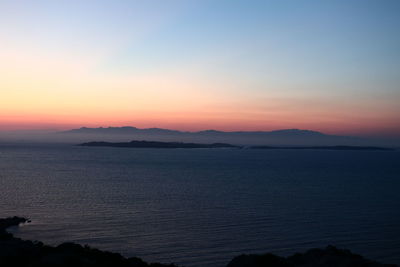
[
  {"xmin": 0, "ymin": 217, "xmax": 176, "ymax": 267},
  {"xmin": 1, "ymin": 217, "xmax": 397, "ymax": 267},
  {"xmin": 227, "ymin": 246, "xmax": 397, "ymax": 267}
]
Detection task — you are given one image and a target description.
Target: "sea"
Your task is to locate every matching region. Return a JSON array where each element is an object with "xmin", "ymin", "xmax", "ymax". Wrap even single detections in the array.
[{"xmin": 1, "ymin": 143, "xmax": 399, "ymax": 266}]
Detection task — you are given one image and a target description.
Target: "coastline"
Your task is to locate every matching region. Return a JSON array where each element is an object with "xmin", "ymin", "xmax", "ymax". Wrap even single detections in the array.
[{"xmin": 1, "ymin": 217, "xmax": 396, "ymax": 267}]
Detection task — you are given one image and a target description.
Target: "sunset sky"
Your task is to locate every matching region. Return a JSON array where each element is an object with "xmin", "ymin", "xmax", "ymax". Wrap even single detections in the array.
[{"xmin": 1, "ymin": 0, "xmax": 399, "ymax": 137}]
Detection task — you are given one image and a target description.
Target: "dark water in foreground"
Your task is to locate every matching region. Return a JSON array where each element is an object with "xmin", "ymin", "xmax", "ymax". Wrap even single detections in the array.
[{"xmin": 0, "ymin": 144, "xmax": 399, "ymax": 266}]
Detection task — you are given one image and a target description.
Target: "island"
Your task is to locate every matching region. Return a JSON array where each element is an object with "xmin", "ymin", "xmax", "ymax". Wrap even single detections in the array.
[
  {"xmin": 0, "ymin": 217, "xmax": 396, "ymax": 266},
  {"xmin": 79, "ymin": 141, "xmax": 394, "ymax": 151},
  {"xmin": 79, "ymin": 140, "xmax": 239, "ymax": 149}
]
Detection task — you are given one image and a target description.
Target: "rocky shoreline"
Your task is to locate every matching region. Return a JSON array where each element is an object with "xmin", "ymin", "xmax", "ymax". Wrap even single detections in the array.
[{"xmin": 0, "ymin": 217, "xmax": 396, "ymax": 267}]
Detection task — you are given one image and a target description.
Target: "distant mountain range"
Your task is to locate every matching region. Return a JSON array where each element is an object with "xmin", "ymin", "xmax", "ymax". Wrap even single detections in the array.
[
  {"xmin": 60, "ymin": 126, "xmax": 367, "ymax": 146},
  {"xmin": 63, "ymin": 126, "xmax": 328, "ymax": 137},
  {"xmin": 0, "ymin": 126, "xmax": 396, "ymax": 146}
]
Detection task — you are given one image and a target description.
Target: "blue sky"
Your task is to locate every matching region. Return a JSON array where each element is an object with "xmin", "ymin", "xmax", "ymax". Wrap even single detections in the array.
[{"xmin": 0, "ymin": 0, "xmax": 399, "ymax": 136}]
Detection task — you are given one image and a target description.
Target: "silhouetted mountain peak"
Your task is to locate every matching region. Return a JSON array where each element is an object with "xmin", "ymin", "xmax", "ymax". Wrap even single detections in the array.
[
  {"xmin": 197, "ymin": 130, "xmax": 224, "ymax": 134},
  {"xmin": 268, "ymin": 129, "xmax": 325, "ymax": 136}
]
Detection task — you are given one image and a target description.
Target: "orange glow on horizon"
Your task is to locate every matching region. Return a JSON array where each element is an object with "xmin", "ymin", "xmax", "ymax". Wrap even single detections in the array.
[
  {"xmin": 1, "ymin": 108, "xmax": 399, "ymax": 138},
  {"xmin": 1, "ymin": 1, "xmax": 399, "ymax": 139}
]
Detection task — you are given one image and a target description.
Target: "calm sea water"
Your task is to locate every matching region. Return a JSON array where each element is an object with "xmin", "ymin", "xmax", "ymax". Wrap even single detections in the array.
[{"xmin": 0, "ymin": 144, "xmax": 399, "ymax": 266}]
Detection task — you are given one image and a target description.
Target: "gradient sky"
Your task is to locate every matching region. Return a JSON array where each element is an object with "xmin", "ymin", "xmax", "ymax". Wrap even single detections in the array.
[{"xmin": 1, "ymin": 0, "xmax": 399, "ymax": 137}]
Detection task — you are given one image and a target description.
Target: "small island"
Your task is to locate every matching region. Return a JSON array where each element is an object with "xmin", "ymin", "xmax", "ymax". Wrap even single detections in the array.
[
  {"xmin": 250, "ymin": 145, "xmax": 394, "ymax": 151},
  {"xmin": 79, "ymin": 140, "xmax": 239, "ymax": 149},
  {"xmin": 0, "ymin": 217, "xmax": 396, "ymax": 266}
]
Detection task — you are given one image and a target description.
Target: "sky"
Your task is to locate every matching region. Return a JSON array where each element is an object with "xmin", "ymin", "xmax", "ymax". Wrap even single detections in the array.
[{"xmin": 1, "ymin": 0, "xmax": 399, "ymax": 137}]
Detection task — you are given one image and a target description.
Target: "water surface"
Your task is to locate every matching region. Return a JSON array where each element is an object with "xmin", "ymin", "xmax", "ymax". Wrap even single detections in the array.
[{"xmin": 1, "ymin": 144, "xmax": 399, "ymax": 266}]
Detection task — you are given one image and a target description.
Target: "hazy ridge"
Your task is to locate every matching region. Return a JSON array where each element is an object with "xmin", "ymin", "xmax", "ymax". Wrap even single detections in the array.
[{"xmin": 0, "ymin": 126, "xmax": 398, "ymax": 147}]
